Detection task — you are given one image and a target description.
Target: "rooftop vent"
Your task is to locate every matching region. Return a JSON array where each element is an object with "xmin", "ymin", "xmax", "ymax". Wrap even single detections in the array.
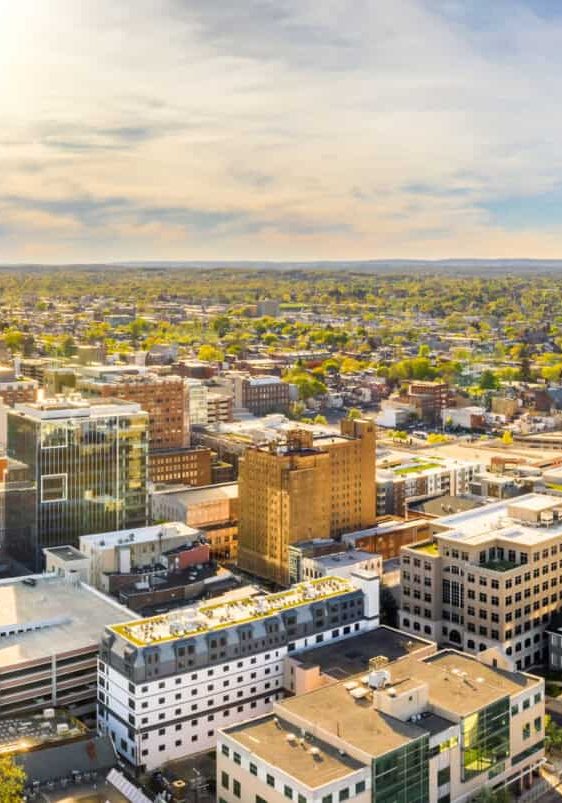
[{"xmin": 368, "ymin": 670, "xmax": 391, "ymax": 689}]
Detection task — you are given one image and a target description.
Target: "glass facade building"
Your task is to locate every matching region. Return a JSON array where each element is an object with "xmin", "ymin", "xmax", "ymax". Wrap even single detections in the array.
[
  {"xmin": 461, "ymin": 697, "xmax": 510, "ymax": 781},
  {"xmin": 374, "ymin": 736, "xmax": 430, "ymax": 803},
  {"xmin": 6, "ymin": 399, "xmax": 148, "ymax": 567}
]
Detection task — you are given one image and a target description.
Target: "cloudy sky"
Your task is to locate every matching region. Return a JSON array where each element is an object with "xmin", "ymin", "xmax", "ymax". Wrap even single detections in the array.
[{"xmin": 1, "ymin": 0, "xmax": 562, "ymax": 262}]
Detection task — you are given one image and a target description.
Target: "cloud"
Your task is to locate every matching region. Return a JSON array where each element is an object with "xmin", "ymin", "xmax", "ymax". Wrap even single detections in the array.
[{"xmin": 2, "ymin": 0, "xmax": 562, "ymax": 260}]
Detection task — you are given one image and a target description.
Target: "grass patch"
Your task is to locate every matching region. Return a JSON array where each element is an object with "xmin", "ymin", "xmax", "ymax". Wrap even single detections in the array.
[
  {"xmin": 412, "ymin": 542, "xmax": 439, "ymax": 556},
  {"xmin": 394, "ymin": 463, "xmax": 440, "ymax": 475}
]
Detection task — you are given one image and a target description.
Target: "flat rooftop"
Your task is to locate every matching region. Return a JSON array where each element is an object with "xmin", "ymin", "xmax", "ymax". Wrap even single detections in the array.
[
  {"xmin": 151, "ymin": 482, "xmax": 238, "ymax": 504},
  {"xmin": 79, "ymin": 522, "xmax": 197, "ymax": 549},
  {"xmin": 310, "ymin": 550, "xmax": 379, "ymax": 570},
  {"xmin": 416, "ymin": 650, "xmax": 537, "ymax": 714},
  {"xmin": 291, "ymin": 627, "xmax": 432, "ymax": 677},
  {"xmin": 435, "ymin": 493, "xmax": 562, "ymax": 547},
  {"xmin": 281, "ymin": 677, "xmax": 425, "ymax": 758},
  {"xmin": 0, "ymin": 576, "xmax": 134, "ymax": 668},
  {"xmin": 0, "ymin": 710, "xmax": 87, "ymax": 756},
  {"xmin": 44, "ymin": 546, "xmax": 87, "ymax": 562},
  {"xmin": 410, "ymin": 495, "xmax": 484, "ymax": 517},
  {"xmin": 13, "ymin": 398, "xmax": 143, "ymax": 420},
  {"xmin": 224, "ymin": 715, "xmax": 366, "ymax": 789},
  {"xmin": 111, "ymin": 576, "xmax": 355, "ymax": 647},
  {"xmin": 277, "ymin": 649, "xmax": 537, "ymax": 757}
]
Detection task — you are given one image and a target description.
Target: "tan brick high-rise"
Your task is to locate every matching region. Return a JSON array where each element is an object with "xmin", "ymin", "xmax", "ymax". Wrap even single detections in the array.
[{"xmin": 238, "ymin": 420, "xmax": 376, "ymax": 585}]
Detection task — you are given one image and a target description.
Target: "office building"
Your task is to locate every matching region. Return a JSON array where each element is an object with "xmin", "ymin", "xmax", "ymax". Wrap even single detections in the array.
[
  {"xmin": 207, "ymin": 391, "xmax": 234, "ymax": 425},
  {"xmin": 0, "ymin": 378, "xmax": 39, "ymax": 408},
  {"xmin": 399, "ymin": 493, "xmax": 562, "ymax": 670},
  {"xmin": 79, "ymin": 372, "xmax": 190, "ymax": 451},
  {"xmin": 376, "ymin": 453, "xmax": 482, "ymax": 517},
  {"xmin": 79, "ymin": 522, "xmax": 199, "ymax": 591},
  {"xmin": 342, "ymin": 517, "xmax": 433, "ymax": 560},
  {"xmin": 288, "ymin": 539, "xmax": 382, "ymax": 584},
  {"xmin": 545, "ymin": 612, "xmax": 562, "ymax": 671},
  {"xmin": 238, "ymin": 421, "xmax": 376, "ymax": 585},
  {"xmin": 233, "ymin": 374, "xmax": 291, "ymax": 416},
  {"xmin": 407, "ymin": 380, "xmax": 451, "ymax": 426},
  {"xmin": 98, "ymin": 573, "xmax": 379, "ymax": 771},
  {"xmin": 44, "ymin": 545, "xmax": 91, "ymax": 582},
  {"xmin": 218, "ymin": 649, "xmax": 544, "ymax": 803},
  {"xmin": 6, "ymin": 398, "xmax": 148, "ymax": 566},
  {"xmin": 148, "ymin": 446, "xmax": 212, "ymax": 487},
  {"xmin": 0, "ymin": 574, "xmax": 133, "ymax": 719},
  {"xmin": 185, "ymin": 379, "xmax": 209, "ymax": 426},
  {"xmin": 150, "ymin": 482, "xmax": 239, "ymax": 561}
]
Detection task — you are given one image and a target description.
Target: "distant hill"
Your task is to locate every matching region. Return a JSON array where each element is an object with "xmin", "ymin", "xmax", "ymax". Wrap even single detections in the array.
[{"xmin": 2, "ymin": 259, "xmax": 562, "ymax": 275}]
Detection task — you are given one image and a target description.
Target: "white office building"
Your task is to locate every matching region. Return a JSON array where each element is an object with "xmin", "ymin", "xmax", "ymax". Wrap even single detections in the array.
[{"xmin": 98, "ymin": 573, "xmax": 379, "ymax": 771}]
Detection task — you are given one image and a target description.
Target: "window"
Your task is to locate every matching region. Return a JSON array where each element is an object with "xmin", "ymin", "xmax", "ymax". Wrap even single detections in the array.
[
  {"xmin": 284, "ymin": 785, "xmax": 293, "ymax": 799},
  {"xmin": 221, "ymin": 772, "xmax": 229, "ymax": 790},
  {"xmin": 233, "ymin": 752, "xmax": 241, "ymax": 765},
  {"xmin": 233, "ymin": 780, "xmax": 241, "ymax": 798},
  {"xmin": 523, "ymin": 723, "xmax": 531, "ymax": 740},
  {"xmin": 339, "ymin": 789, "xmax": 350, "ymax": 801},
  {"xmin": 437, "ymin": 767, "xmax": 450, "ymax": 786},
  {"xmin": 41, "ymin": 474, "xmax": 67, "ymax": 502},
  {"xmin": 355, "ymin": 781, "xmax": 366, "ymax": 795},
  {"xmin": 250, "ymin": 763, "xmax": 257, "ymax": 776},
  {"xmin": 267, "ymin": 774, "xmax": 275, "ymax": 788},
  {"xmin": 460, "ymin": 698, "xmax": 510, "ymax": 781},
  {"xmin": 221, "ymin": 745, "xmax": 229, "ymax": 757},
  {"xmin": 41, "ymin": 422, "xmax": 67, "ymax": 448}
]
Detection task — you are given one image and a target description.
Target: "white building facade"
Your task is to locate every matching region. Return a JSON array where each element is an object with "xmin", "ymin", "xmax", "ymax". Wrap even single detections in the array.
[{"xmin": 98, "ymin": 573, "xmax": 379, "ymax": 771}]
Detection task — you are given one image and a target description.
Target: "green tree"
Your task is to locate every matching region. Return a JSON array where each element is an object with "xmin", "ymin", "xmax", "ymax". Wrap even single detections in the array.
[
  {"xmin": 479, "ymin": 370, "xmax": 500, "ymax": 390},
  {"xmin": 541, "ymin": 364, "xmax": 562, "ymax": 383},
  {"xmin": 212, "ymin": 316, "xmax": 231, "ymax": 338},
  {"xmin": 340, "ymin": 357, "xmax": 363, "ymax": 374},
  {"xmin": 61, "ymin": 334, "xmax": 76, "ymax": 357},
  {"xmin": 313, "ymin": 414, "xmax": 328, "ymax": 424},
  {"xmin": 198, "ymin": 344, "xmax": 224, "ymax": 362},
  {"xmin": 283, "ymin": 369, "xmax": 327, "ymax": 401},
  {"xmin": 427, "ymin": 433, "xmax": 448, "ymax": 444},
  {"xmin": 0, "ymin": 755, "xmax": 26, "ymax": 802},
  {"xmin": 501, "ymin": 430, "xmax": 513, "ymax": 445},
  {"xmin": 3, "ymin": 330, "xmax": 24, "ymax": 353},
  {"xmin": 546, "ymin": 714, "xmax": 562, "ymax": 754},
  {"xmin": 128, "ymin": 318, "xmax": 151, "ymax": 340},
  {"xmin": 347, "ymin": 408, "xmax": 362, "ymax": 420}
]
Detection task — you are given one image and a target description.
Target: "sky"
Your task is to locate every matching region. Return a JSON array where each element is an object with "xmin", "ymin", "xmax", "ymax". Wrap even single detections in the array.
[{"xmin": 2, "ymin": 0, "xmax": 562, "ymax": 262}]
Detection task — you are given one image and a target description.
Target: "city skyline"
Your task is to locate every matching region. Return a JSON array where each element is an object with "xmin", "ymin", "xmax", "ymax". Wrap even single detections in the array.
[{"xmin": 2, "ymin": 0, "xmax": 562, "ymax": 262}]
